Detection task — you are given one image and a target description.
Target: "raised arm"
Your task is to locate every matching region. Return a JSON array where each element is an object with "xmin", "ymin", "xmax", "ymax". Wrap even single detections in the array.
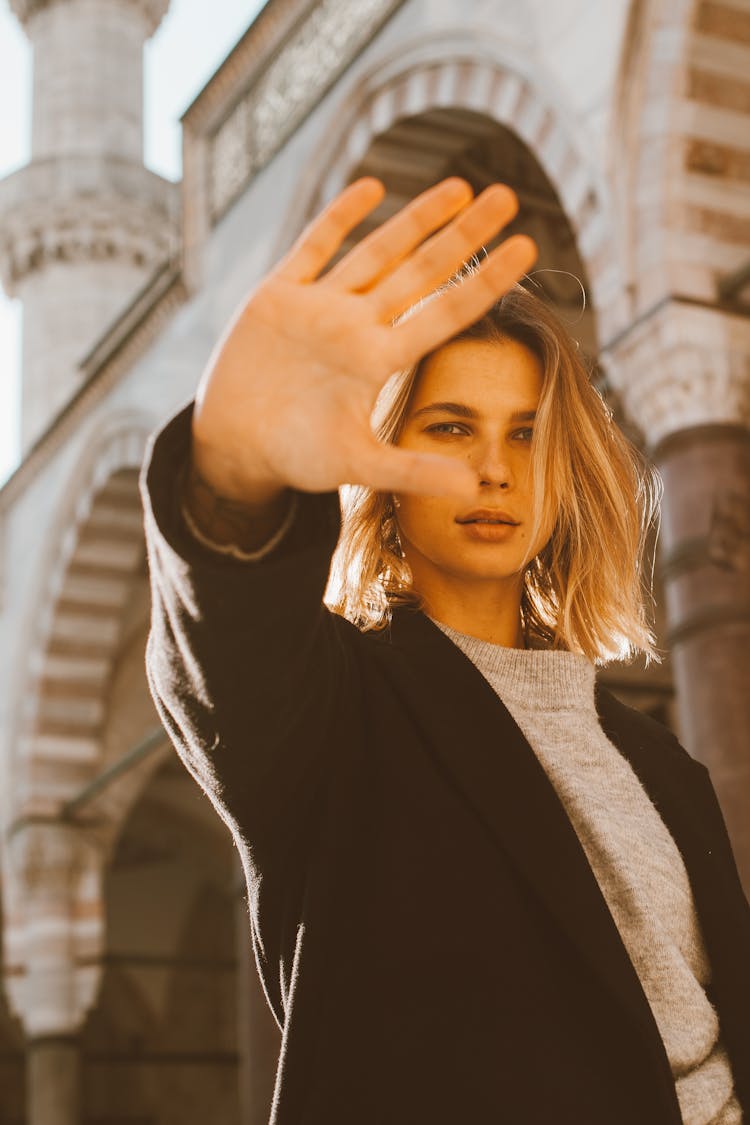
[{"xmin": 142, "ymin": 176, "xmax": 536, "ymax": 858}]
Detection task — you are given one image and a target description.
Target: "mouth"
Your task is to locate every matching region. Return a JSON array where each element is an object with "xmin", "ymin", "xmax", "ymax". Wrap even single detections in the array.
[{"xmin": 456, "ymin": 511, "xmax": 520, "ymax": 526}]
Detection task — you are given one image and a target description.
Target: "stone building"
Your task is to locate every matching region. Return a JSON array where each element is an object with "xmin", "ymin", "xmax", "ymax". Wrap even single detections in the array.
[{"xmin": 0, "ymin": 0, "xmax": 748, "ymax": 1121}]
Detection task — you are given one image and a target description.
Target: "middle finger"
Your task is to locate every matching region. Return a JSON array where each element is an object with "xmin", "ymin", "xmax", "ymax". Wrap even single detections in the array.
[{"xmin": 370, "ymin": 184, "xmax": 519, "ymax": 323}]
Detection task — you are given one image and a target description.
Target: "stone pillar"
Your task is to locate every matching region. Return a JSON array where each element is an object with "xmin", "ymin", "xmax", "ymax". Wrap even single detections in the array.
[
  {"xmin": 26, "ymin": 0, "xmax": 149, "ymax": 164},
  {"xmin": 0, "ymin": 0, "xmax": 177, "ymax": 453},
  {"xmin": 1, "ymin": 820, "xmax": 105, "ymax": 1125},
  {"xmin": 603, "ymin": 299, "xmax": 750, "ymax": 894},
  {"xmin": 654, "ymin": 425, "xmax": 750, "ymax": 887},
  {"xmin": 27, "ymin": 1036, "xmax": 82, "ymax": 1125}
]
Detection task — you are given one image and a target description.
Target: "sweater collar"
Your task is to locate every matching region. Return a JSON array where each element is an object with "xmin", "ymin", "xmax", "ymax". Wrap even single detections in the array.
[{"xmin": 430, "ymin": 618, "xmax": 596, "ymax": 712}]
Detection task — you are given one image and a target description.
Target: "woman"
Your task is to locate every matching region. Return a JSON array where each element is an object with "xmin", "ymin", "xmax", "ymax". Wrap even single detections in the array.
[{"xmin": 141, "ymin": 177, "xmax": 750, "ymax": 1124}]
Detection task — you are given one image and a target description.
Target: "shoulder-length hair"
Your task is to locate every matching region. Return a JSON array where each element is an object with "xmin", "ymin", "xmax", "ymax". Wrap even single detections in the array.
[{"xmin": 324, "ymin": 278, "xmax": 662, "ymax": 665}]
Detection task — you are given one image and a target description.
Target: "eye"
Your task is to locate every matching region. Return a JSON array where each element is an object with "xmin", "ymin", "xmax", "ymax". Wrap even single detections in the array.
[
  {"xmin": 513, "ymin": 427, "xmax": 534, "ymax": 442},
  {"xmin": 425, "ymin": 422, "xmax": 469, "ymax": 436}
]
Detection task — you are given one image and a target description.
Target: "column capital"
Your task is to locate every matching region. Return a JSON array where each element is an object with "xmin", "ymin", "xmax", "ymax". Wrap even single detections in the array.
[
  {"xmin": 601, "ymin": 298, "xmax": 750, "ymax": 450},
  {"xmin": 0, "ymin": 157, "xmax": 177, "ymax": 295},
  {"xmin": 2, "ymin": 820, "xmax": 105, "ymax": 1037},
  {"xmin": 9, "ymin": 0, "xmax": 171, "ymax": 37}
]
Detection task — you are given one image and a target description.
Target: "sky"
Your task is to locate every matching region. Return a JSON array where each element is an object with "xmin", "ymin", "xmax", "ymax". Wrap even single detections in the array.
[{"xmin": 0, "ymin": 0, "xmax": 268, "ymax": 484}]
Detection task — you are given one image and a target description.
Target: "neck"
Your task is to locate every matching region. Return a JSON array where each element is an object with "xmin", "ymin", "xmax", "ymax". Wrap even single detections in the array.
[{"xmin": 417, "ymin": 582, "xmax": 525, "ymax": 648}]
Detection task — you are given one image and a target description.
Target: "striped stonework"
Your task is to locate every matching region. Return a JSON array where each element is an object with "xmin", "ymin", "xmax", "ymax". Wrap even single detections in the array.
[
  {"xmin": 14, "ymin": 421, "xmax": 150, "ymax": 820},
  {"xmin": 616, "ymin": 0, "xmax": 750, "ymax": 327},
  {"xmin": 602, "ymin": 0, "xmax": 750, "ymax": 448},
  {"xmin": 288, "ymin": 48, "xmax": 621, "ymax": 344}
]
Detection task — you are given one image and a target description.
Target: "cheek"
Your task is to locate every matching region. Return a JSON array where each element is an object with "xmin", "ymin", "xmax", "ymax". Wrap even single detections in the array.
[{"xmin": 397, "ymin": 497, "xmax": 450, "ymax": 542}]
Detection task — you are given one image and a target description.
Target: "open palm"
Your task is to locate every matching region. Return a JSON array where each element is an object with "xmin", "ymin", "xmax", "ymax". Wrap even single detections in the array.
[{"xmin": 192, "ymin": 176, "xmax": 537, "ymax": 502}]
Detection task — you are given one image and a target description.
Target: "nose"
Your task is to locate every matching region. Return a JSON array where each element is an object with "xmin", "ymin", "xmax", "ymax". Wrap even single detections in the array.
[{"xmin": 473, "ymin": 439, "xmax": 512, "ymax": 490}]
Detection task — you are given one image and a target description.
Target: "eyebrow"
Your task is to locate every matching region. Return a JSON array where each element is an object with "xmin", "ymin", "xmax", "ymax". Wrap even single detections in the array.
[{"xmin": 410, "ymin": 402, "xmax": 537, "ymax": 423}]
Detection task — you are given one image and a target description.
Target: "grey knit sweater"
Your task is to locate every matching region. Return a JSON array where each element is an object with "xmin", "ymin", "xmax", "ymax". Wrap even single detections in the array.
[{"xmin": 434, "ymin": 620, "xmax": 742, "ymax": 1125}]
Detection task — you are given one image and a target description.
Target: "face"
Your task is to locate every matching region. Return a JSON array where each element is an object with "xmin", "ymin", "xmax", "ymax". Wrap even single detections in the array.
[{"xmin": 394, "ymin": 337, "xmax": 555, "ymax": 612}]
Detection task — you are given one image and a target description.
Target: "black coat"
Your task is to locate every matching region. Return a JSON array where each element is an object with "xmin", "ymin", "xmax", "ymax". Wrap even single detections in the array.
[{"xmin": 142, "ymin": 404, "xmax": 750, "ymax": 1125}]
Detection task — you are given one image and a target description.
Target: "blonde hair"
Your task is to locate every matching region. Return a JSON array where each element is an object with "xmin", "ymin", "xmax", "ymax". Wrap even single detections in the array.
[{"xmin": 324, "ymin": 279, "xmax": 662, "ymax": 665}]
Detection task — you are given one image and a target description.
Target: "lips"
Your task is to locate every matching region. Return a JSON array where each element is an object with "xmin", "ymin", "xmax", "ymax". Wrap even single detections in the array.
[{"xmin": 456, "ymin": 508, "xmax": 519, "ymax": 526}]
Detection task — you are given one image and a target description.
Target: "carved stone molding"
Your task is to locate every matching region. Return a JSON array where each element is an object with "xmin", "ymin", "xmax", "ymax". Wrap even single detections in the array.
[
  {"xmin": 268, "ymin": 42, "xmax": 618, "ymax": 356},
  {"xmin": 9, "ymin": 0, "xmax": 171, "ymax": 37},
  {"xmin": 2, "ymin": 820, "xmax": 105, "ymax": 1035},
  {"xmin": 9, "ymin": 421, "xmax": 148, "ymax": 816},
  {"xmin": 206, "ymin": 0, "xmax": 407, "ymax": 223},
  {"xmin": 602, "ymin": 298, "xmax": 750, "ymax": 448},
  {"xmin": 0, "ymin": 202, "xmax": 174, "ymax": 294},
  {"xmin": 0, "ymin": 156, "xmax": 178, "ymax": 293}
]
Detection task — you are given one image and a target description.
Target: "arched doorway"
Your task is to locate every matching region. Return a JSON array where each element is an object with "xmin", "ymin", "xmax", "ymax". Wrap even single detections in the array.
[
  {"xmin": 308, "ymin": 103, "xmax": 674, "ymax": 722},
  {"xmin": 341, "ymin": 106, "xmax": 598, "ymax": 354}
]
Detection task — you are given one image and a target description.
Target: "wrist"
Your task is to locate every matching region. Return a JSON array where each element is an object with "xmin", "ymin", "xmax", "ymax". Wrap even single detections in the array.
[
  {"xmin": 189, "ymin": 425, "xmax": 285, "ymax": 504},
  {"xmin": 183, "ymin": 450, "xmax": 292, "ymax": 554}
]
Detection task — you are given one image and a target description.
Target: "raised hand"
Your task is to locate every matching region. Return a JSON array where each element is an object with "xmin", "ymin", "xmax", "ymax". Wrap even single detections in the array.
[{"xmin": 191, "ymin": 177, "xmax": 537, "ymax": 510}]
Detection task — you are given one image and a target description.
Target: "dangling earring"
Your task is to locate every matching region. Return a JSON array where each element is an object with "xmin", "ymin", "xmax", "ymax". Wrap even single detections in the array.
[{"xmin": 384, "ymin": 498, "xmax": 403, "ymax": 557}]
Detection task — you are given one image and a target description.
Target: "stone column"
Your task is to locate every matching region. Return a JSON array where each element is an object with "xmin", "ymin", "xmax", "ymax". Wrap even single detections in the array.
[
  {"xmin": 0, "ymin": 0, "xmax": 176, "ymax": 453},
  {"xmin": 27, "ymin": 1036, "xmax": 82, "ymax": 1125},
  {"xmin": 654, "ymin": 424, "xmax": 750, "ymax": 886},
  {"xmin": 1, "ymin": 820, "xmax": 105, "ymax": 1125},
  {"xmin": 604, "ymin": 299, "xmax": 750, "ymax": 893}
]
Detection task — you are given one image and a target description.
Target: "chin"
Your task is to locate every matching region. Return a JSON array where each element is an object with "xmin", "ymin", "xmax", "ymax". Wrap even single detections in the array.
[{"xmin": 446, "ymin": 557, "xmax": 525, "ymax": 584}]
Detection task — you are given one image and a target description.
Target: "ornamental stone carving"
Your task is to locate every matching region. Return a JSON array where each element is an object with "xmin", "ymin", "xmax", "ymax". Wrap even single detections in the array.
[
  {"xmin": 9, "ymin": 0, "xmax": 171, "ymax": 37},
  {"xmin": 209, "ymin": 0, "xmax": 406, "ymax": 221},
  {"xmin": 602, "ymin": 300, "xmax": 750, "ymax": 448},
  {"xmin": 0, "ymin": 202, "xmax": 175, "ymax": 294},
  {"xmin": 3, "ymin": 820, "xmax": 105, "ymax": 1036},
  {"xmin": 0, "ymin": 157, "xmax": 178, "ymax": 293}
]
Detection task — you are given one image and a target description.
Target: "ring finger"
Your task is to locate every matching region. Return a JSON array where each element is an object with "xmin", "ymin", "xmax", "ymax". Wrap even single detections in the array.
[
  {"xmin": 320, "ymin": 177, "xmax": 474, "ymax": 293},
  {"xmin": 369, "ymin": 184, "xmax": 519, "ymax": 323}
]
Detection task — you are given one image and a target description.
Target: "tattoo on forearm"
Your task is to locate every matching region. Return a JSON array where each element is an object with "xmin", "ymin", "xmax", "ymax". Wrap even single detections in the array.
[{"xmin": 182, "ymin": 460, "xmax": 288, "ymax": 551}]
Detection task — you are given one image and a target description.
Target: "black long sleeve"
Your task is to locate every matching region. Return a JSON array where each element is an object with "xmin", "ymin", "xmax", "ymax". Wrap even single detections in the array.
[{"xmin": 140, "ymin": 402, "xmax": 358, "ymax": 865}]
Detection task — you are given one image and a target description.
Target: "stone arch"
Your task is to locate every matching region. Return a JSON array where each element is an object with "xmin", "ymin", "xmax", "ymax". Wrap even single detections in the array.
[
  {"xmin": 2, "ymin": 412, "xmax": 162, "ymax": 1036},
  {"xmin": 277, "ymin": 39, "xmax": 621, "ymax": 345},
  {"xmin": 15, "ymin": 412, "xmax": 155, "ymax": 819},
  {"xmin": 272, "ymin": 34, "xmax": 675, "ymax": 724},
  {"xmin": 612, "ymin": 0, "xmax": 750, "ymax": 326}
]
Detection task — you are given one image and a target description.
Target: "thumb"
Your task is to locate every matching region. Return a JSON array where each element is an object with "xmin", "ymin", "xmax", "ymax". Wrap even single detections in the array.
[{"xmin": 354, "ymin": 439, "xmax": 478, "ymax": 501}]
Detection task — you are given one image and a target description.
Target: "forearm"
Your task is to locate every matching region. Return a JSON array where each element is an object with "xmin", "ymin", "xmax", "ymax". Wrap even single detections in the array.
[{"xmin": 141, "ymin": 404, "xmax": 348, "ymax": 850}]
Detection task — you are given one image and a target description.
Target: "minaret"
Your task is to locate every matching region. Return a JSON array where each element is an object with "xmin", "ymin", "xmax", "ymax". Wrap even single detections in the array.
[{"xmin": 0, "ymin": 0, "xmax": 176, "ymax": 454}]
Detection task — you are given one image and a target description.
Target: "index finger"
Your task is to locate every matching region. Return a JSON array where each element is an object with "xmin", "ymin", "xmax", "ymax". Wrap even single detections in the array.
[{"xmin": 275, "ymin": 178, "xmax": 386, "ymax": 284}]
